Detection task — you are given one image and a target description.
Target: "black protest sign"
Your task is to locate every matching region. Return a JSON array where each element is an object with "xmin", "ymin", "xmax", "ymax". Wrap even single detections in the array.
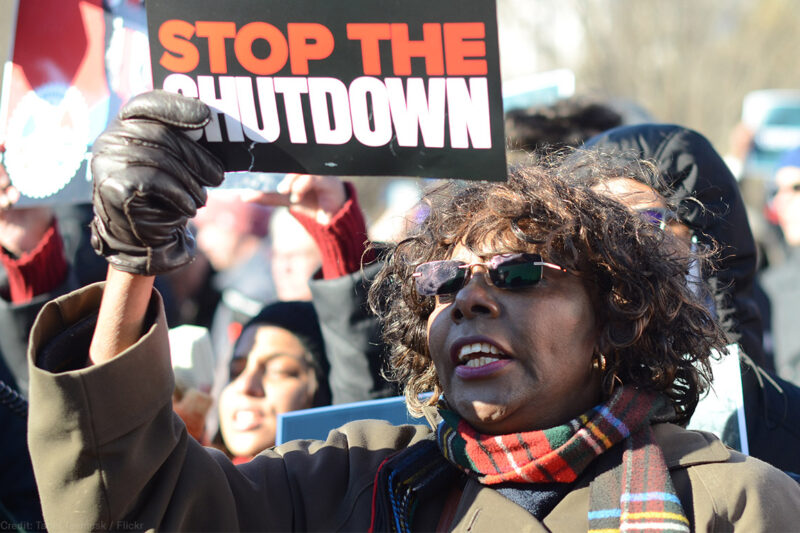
[{"xmin": 146, "ymin": 0, "xmax": 506, "ymax": 181}]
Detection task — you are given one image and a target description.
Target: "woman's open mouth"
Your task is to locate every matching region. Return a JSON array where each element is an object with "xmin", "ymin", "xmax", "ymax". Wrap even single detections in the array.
[
  {"xmin": 232, "ymin": 409, "xmax": 264, "ymax": 431},
  {"xmin": 454, "ymin": 341, "xmax": 513, "ymax": 378}
]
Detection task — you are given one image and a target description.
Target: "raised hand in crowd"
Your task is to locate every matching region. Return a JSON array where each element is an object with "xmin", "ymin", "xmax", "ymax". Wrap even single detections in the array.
[
  {"xmin": 239, "ymin": 171, "xmax": 376, "ymax": 283},
  {"xmin": 88, "ymin": 90, "xmax": 224, "ymax": 364},
  {"xmin": 237, "ymin": 172, "xmax": 391, "ymax": 405},
  {"xmin": 0, "ymin": 155, "xmax": 55, "ymax": 261},
  {"xmin": 89, "ymin": 91, "xmax": 224, "ymax": 277},
  {"xmin": 238, "ymin": 173, "xmax": 347, "ymax": 226}
]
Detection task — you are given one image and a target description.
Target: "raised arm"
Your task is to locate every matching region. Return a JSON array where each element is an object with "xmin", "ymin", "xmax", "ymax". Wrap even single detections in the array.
[
  {"xmin": 240, "ymin": 174, "xmax": 376, "ymax": 279},
  {"xmin": 240, "ymin": 175, "xmax": 393, "ymax": 402},
  {"xmin": 0, "ymin": 157, "xmax": 64, "ymax": 305},
  {"xmin": 86, "ymin": 91, "xmax": 223, "ymax": 363},
  {"xmin": 89, "ymin": 268, "xmax": 154, "ymax": 364}
]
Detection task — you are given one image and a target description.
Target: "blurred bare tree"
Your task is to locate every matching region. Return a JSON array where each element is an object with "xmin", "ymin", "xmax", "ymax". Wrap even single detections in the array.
[{"xmin": 498, "ymin": 0, "xmax": 800, "ymax": 151}]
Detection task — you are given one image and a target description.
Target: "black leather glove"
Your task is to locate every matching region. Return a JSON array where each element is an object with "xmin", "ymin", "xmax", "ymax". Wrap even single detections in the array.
[{"xmin": 90, "ymin": 90, "xmax": 224, "ymax": 275}]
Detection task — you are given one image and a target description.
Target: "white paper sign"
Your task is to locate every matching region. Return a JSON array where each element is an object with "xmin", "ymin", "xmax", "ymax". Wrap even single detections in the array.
[{"xmin": 688, "ymin": 344, "xmax": 748, "ymax": 454}]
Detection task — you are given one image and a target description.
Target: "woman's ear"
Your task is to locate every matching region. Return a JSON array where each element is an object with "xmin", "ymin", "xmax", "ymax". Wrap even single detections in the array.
[{"xmin": 593, "ymin": 335, "xmax": 611, "ymax": 360}]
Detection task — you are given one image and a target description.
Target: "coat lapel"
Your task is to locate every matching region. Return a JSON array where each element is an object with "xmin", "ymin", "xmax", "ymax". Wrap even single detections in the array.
[{"xmin": 448, "ymin": 479, "xmax": 551, "ymax": 533}]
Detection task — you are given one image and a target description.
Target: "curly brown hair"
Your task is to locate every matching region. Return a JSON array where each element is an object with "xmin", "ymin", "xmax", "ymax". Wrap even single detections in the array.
[{"xmin": 367, "ymin": 154, "xmax": 730, "ymax": 425}]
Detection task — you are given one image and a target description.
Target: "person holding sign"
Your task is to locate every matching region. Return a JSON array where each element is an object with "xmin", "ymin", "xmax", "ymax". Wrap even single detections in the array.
[{"xmin": 25, "ymin": 92, "xmax": 800, "ymax": 531}]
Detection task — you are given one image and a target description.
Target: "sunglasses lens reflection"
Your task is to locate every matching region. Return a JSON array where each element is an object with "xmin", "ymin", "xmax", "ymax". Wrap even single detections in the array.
[
  {"xmin": 414, "ymin": 261, "xmax": 465, "ymax": 296},
  {"xmin": 641, "ymin": 209, "xmax": 665, "ymax": 224},
  {"xmin": 493, "ymin": 260, "xmax": 543, "ymax": 289},
  {"xmin": 414, "ymin": 254, "xmax": 546, "ymax": 296},
  {"xmin": 637, "ymin": 208, "xmax": 678, "ymax": 230},
  {"xmin": 436, "ymin": 268, "xmax": 467, "ymax": 295}
]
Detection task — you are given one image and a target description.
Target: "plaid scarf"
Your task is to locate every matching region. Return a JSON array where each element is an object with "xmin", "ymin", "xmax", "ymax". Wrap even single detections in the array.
[
  {"xmin": 370, "ymin": 387, "xmax": 689, "ymax": 532},
  {"xmin": 437, "ymin": 387, "xmax": 689, "ymax": 532}
]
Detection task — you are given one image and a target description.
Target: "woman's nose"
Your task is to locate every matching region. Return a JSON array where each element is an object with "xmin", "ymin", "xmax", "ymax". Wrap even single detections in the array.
[
  {"xmin": 234, "ymin": 368, "xmax": 265, "ymax": 397},
  {"xmin": 450, "ymin": 269, "xmax": 501, "ymax": 321}
]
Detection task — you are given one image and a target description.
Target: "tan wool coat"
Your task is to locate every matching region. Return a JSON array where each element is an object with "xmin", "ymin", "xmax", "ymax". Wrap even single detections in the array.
[{"xmin": 27, "ymin": 284, "xmax": 800, "ymax": 532}]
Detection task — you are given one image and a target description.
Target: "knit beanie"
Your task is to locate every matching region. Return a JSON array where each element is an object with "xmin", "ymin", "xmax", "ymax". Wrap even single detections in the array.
[{"xmin": 232, "ymin": 301, "xmax": 331, "ymax": 407}]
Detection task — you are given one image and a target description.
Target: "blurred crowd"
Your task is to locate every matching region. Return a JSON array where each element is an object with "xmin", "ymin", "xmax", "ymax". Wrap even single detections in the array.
[{"xmin": 3, "ymin": 91, "xmax": 800, "ymax": 528}]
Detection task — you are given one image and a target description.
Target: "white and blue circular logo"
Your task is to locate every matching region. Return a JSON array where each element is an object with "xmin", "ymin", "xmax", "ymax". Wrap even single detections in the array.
[{"xmin": 4, "ymin": 84, "xmax": 90, "ymax": 198}]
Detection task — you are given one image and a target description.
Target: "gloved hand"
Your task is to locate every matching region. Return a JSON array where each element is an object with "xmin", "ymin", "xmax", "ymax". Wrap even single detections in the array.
[{"xmin": 90, "ymin": 90, "xmax": 224, "ymax": 276}]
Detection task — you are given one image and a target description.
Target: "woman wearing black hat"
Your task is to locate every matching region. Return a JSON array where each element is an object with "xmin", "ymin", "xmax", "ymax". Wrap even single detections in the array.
[{"xmin": 218, "ymin": 301, "xmax": 330, "ymax": 459}]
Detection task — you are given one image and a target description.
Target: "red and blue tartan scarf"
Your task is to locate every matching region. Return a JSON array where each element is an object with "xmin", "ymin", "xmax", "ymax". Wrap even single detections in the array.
[{"xmin": 437, "ymin": 387, "xmax": 690, "ymax": 532}]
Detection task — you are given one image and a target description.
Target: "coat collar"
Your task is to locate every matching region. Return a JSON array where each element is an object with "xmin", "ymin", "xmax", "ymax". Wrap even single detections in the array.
[
  {"xmin": 449, "ymin": 478, "xmax": 552, "ymax": 533},
  {"xmin": 653, "ymin": 422, "xmax": 731, "ymax": 467}
]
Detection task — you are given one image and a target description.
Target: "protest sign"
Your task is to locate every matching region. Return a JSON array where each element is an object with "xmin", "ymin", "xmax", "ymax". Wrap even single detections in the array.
[
  {"xmin": 687, "ymin": 344, "xmax": 748, "ymax": 454},
  {"xmin": 146, "ymin": 0, "xmax": 506, "ymax": 181},
  {"xmin": 0, "ymin": 0, "xmax": 151, "ymax": 206}
]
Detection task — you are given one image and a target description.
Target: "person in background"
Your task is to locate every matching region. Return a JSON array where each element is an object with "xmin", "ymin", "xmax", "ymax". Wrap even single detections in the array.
[
  {"xmin": 579, "ymin": 124, "xmax": 800, "ymax": 475},
  {"xmin": 268, "ymin": 206, "xmax": 322, "ymax": 302},
  {"xmin": 582, "ymin": 124, "xmax": 768, "ymax": 368},
  {"xmin": 218, "ymin": 301, "xmax": 330, "ymax": 460},
  {"xmin": 205, "ymin": 170, "xmax": 393, "ymax": 439},
  {"xmin": 0, "ymin": 151, "xmax": 50, "ymax": 529},
  {"xmin": 760, "ymin": 147, "xmax": 800, "ymax": 385},
  {"xmin": 504, "ymin": 95, "xmax": 623, "ymax": 160},
  {"xmin": 243, "ymin": 172, "xmax": 396, "ymax": 404}
]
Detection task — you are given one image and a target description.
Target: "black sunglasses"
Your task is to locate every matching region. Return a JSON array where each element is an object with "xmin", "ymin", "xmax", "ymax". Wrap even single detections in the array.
[{"xmin": 411, "ymin": 253, "xmax": 565, "ymax": 297}]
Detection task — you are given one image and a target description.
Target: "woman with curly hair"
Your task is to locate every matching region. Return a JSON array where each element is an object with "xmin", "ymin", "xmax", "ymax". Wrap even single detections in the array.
[
  {"xmin": 26, "ymin": 93, "xmax": 800, "ymax": 532},
  {"xmin": 371, "ymin": 157, "xmax": 714, "ymax": 426}
]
